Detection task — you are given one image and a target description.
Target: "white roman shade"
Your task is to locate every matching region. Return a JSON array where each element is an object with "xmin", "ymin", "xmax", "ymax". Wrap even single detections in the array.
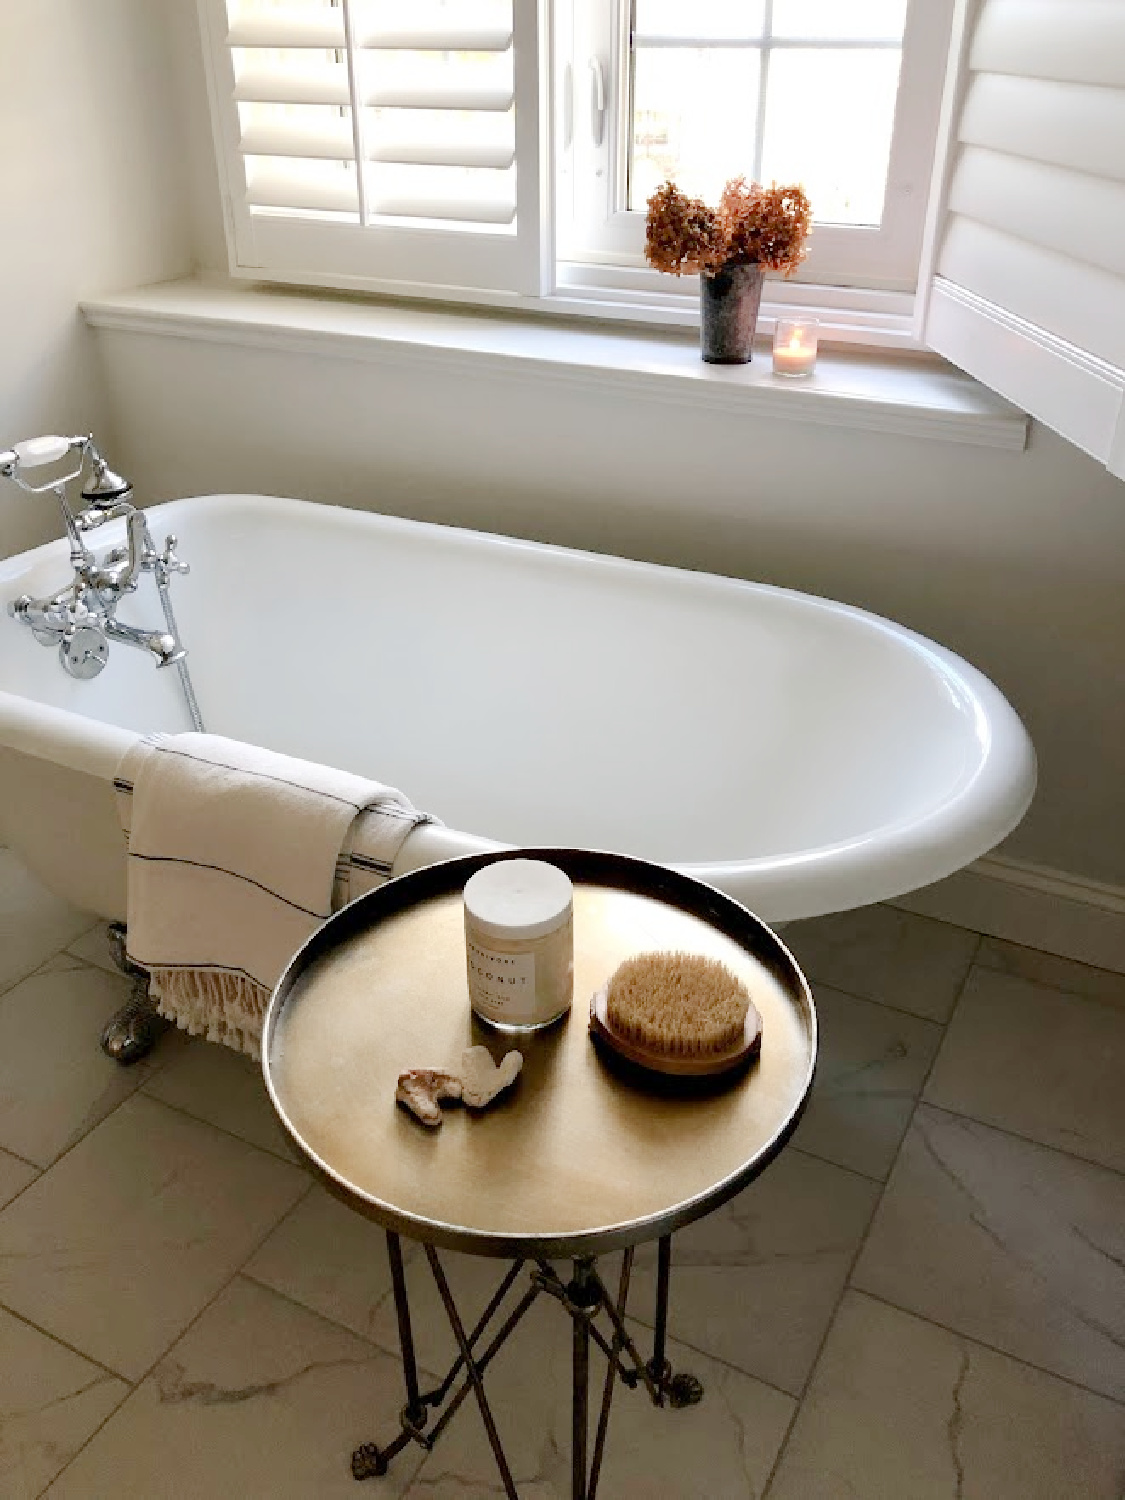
[
  {"xmin": 921, "ymin": 0, "xmax": 1125, "ymax": 477},
  {"xmin": 197, "ymin": 0, "xmax": 548, "ymax": 296}
]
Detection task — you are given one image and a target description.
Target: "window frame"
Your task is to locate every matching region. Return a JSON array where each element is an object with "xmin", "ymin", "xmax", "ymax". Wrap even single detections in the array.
[{"xmin": 557, "ymin": 0, "xmax": 957, "ymax": 295}]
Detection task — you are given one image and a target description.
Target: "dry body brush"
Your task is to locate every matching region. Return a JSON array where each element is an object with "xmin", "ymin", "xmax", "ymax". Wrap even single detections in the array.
[{"xmin": 645, "ymin": 179, "xmax": 811, "ymax": 278}]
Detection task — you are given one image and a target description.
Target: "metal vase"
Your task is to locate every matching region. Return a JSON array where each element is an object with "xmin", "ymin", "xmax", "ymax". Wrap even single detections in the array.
[{"xmin": 699, "ymin": 262, "xmax": 765, "ymax": 364}]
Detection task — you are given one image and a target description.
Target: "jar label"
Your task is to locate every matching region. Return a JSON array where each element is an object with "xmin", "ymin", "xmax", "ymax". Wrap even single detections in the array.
[{"xmin": 466, "ymin": 938, "xmax": 537, "ymax": 1021}]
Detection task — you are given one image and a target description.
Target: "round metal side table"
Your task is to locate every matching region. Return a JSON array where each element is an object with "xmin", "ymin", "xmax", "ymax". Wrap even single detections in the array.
[{"xmin": 263, "ymin": 849, "xmax": 816, "ymax": 1499}]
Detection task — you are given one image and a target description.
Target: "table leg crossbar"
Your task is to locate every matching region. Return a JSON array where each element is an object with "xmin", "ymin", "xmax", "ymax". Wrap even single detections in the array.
[{"xmin": 352, "ymin": 1232, "xmax": 702, "ymax": 1498}]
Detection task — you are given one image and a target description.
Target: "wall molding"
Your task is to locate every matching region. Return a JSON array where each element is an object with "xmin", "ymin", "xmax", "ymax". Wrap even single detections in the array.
[{"xmin": 890, "ymin": 853, "xmax": 1125, "ymax": 975}]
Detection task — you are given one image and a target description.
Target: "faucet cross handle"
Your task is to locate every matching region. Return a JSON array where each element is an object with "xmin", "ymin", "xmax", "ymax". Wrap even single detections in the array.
[{"xmin": 159, "ymin": 534, "xmax": 190, "ymax": 578}]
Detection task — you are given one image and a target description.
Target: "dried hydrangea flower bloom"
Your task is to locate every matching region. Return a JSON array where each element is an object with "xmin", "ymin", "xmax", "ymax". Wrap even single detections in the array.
[
  {"xmin": 718, "ymin": 179, "xmax": 811, "ymax": 276},
  {"xmin": 644, "ymin": 182, "xmax": 726, "ymax": 275}
]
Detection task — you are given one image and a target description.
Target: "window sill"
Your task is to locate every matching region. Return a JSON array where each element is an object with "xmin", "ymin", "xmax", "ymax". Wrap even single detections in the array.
[{"xmin": 82, "ymin": 279, "xmax": 1029, "ymax": 452}]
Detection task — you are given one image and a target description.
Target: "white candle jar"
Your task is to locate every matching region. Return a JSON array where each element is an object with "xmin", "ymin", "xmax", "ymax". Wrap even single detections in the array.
[
  {"xmin": 772, "ymin": 318, "xmax": 819, "ymax": 376},
  {"xmin": 463, "ymin": 859, "xmax": 574, "ymax": 1031}
]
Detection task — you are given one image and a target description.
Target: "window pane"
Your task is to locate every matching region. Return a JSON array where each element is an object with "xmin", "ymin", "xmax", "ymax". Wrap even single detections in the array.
[
  {"xmin": 630, "ymin": 49, "xmax": 760, "ymax": 210},
  {"xmin": 771, "ymin": 0, "xmax": 906, "ymax": 42},
  {"xmin": 760, "ymin": 49, "xmax": 901, "ymax": 225},
  {"xmin": 634, "ymin": 0, "xmax": 766, "ymax": 41}
]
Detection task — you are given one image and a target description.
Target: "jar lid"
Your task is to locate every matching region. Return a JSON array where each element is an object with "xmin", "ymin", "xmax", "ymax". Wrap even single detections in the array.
[{"xmin": 463, "ymin": 859, "xmax": 573, "ymax": 941}]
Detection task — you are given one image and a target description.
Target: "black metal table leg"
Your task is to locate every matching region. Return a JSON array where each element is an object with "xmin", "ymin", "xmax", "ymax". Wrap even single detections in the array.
[
  {"xmin": 389, "ymin": 1233, "xmax": 425, "ymax": 1426},
  {"xmin": 647, "ymin": 1235, "xmax": 703, "ymax": 1410},
  {"xmin": 352, "ymin": 1231, "xmax": 427, "ymax": 1480},
  {"xmin": 648, "ymin": 1234, "xmax": 672, "ymax": 1398},
  {"xmin": 426, "ymin": 1244, "xmax": 519, "ymax": 1500},
  {"xmin": 587, "ymin": 1250, "xmax": 633, "ymax": 1499},
  {"xmin": 568, "ymin": 1257, "xmax": 600, "ymax": 1500}
]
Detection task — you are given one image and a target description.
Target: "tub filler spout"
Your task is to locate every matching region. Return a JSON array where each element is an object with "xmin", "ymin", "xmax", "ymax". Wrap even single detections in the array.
[{"xmin": 104, "ymin": 620, "xmax": 185, "ymax": 668}]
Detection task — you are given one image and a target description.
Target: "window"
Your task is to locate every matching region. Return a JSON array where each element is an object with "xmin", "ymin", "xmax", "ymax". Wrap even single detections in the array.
[
  {"xmin": 559, "ymin": 0, "xmax": 955, "ymax": 296},
  {"xmin": 198, "ymin": 0, "xmax": 955, "ymax": 313}
]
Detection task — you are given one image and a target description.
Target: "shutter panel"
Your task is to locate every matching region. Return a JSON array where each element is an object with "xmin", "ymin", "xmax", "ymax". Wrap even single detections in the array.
[
  {"xmin": 198, "ymin": 0, "xmax": 548, "ymax": 297},
  {"xmin": 920, "ymin": 0, "xmax": 1125, "ymax": 477}
]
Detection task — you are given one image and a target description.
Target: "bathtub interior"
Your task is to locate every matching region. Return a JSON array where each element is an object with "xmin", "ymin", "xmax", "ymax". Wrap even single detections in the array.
[{"xmin": 0, "ymin": 494, "xmax": 998, "ymax": 872}]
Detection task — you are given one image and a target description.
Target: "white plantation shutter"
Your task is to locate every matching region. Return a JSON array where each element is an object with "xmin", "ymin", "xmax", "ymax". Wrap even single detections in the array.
[
  {"xmin": 921, "ymin": 0, "xmax": 1125, "ymax": 478},
  {"xmin": 198, "ymin": 0, "xmax": 548, "ymax": 297}
]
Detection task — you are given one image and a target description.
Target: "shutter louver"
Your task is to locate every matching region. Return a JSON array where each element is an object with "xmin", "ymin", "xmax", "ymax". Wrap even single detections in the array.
[
  {"xmin": 198, "ymin": 0, "xmax": 546, "ymax": 296},
  {"xmin": 921, "ymin": 0, "xmax": 1125, "ymax": 477}
]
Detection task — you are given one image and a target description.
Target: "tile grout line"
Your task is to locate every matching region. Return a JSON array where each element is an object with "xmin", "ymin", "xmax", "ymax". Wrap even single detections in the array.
[
  {"xmin": 613, "ymin": 1308, "xmax": 809, "ymax": 1409},
  {"xmin": 788, "ymin": 972, "xmax": 958, "ymax": 1027},
  {"xmin": 0, "ymin": 1045, "xmax": 303, "ymax": 1233},
  {"xmin": 0, "ymin": 934, "xmax": 100, "ymax": 1007},
  {"xmin": 918, "ymin": 1098, "xmax": 1125, "ymax": 1183},
  {"xmin": 851, "ymin": 1286, "xmax": 1125, "ymax": 1412},
  {"xmin": 0, "ymin": 1141, "xmax": 44, "ymax": 1173},
  {"xmin": 0, "ymin": 1059, "xmax": 163, "ymax": 1215},
  {"xmin": 761, "ymin": 930, "xmax": 982, "ymax": 1498},
  {"xmin": 41, "ymin": 1174, "xmax": 318, "ymax": 1497},
  {"xmin": 0, "ymin": 931, "xmax": 173, "ymax": 1187},
  {"xmin": 0, "ymin": 1301, "xmax": 134, "ymax": 1385},
  {"xmin": 973, "ymin": 936, "xmax": 1125, "ymax": 991},
  {"xmin": 839, "ymin": 929, "xmax": 981, "ymax": 1297},
  {"xmin": 238, "ymin": 1262, "xmax": 445, "ymax": 1380},
  {"xmin": 34, "ymin": 1385, "xmax": 136, "ymax": 1500},
  {"xmin": 136, "ymin": 1085, "xmax": 305, "ymax": 1167},
  {"xmin": 785, "ymin": 1142, "xmax": 888, "ymax": 1187}
]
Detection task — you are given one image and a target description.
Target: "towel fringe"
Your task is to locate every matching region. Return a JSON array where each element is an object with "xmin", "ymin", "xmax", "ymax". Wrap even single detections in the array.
[{"xmin": 148, "ymin": 966, "xmax": 272, "ymax": 1060}]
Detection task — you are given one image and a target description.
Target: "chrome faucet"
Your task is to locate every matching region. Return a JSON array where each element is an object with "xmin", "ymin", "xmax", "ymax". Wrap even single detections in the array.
[{"xmin": 0, "ymin": 434, "xmax": 192, "ymax": 680}]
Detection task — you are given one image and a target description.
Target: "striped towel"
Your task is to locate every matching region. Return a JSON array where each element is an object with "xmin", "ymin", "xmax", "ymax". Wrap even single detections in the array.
[{"xmin": 115, "ymin": 732, "xmax": 433, "ymax": 1057}]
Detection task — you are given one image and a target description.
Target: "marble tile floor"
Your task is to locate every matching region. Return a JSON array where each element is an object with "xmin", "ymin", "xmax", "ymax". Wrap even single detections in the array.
[{"xmin": 0, "ymin": 849, "xmax": 1123, "ymax": 1498}]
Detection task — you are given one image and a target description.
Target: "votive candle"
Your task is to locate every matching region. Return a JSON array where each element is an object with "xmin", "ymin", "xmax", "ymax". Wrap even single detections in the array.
[{"xmin": 772, "ymin": 319, "xmax": 818, "ymax": 377}]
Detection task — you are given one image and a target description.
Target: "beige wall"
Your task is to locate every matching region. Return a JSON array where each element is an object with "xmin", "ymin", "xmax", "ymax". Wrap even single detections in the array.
[{"xmin": 0, "ymin": 0, "xmax": 190, "ymax": 557}]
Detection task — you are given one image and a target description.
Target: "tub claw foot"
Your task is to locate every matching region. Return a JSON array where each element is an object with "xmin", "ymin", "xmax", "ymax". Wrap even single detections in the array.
[
  {"xmin": 100, "ymin": 980, "xmax": 172, "ymax": 1065},
  {"xmin": 102, "ymin": 926, "xmax": 170, "ymax": 1064}
]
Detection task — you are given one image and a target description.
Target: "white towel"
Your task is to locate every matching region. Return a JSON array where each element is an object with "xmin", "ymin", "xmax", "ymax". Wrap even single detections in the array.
[{"xmin": 115, "ymin": 732, "xmax": 431, "ymax": 1057}]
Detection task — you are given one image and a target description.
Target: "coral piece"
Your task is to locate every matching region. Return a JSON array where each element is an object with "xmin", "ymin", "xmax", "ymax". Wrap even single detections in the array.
[
  {"xmin": 460, "ymin": 1045, "xmax": 523, "ymax": 1109},
  {"xmin": 396, "ymin": 1068, "xmax": 463, "ymax": 1128}
]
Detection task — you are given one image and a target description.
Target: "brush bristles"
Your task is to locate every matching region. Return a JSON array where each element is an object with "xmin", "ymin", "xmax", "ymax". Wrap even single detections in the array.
[{"xmin": 606, "ymin": 952, "xmax": 750, "ymax": 1056}]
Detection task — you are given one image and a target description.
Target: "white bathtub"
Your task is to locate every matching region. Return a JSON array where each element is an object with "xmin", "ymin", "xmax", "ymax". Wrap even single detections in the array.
[{"xmin": 0, "ymin": 494, "xmax": 1034, "ymax": 924}]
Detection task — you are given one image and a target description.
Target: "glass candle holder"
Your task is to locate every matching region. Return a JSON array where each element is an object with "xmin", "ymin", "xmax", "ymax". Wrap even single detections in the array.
[{"xmin": 772, "ymin": 318, "xmax": 819, "ymax": 377}]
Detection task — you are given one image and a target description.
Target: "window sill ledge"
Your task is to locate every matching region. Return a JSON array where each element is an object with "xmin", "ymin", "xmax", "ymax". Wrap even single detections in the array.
[{"xmin": 82, "ymin": 279, "xmax": 1029, "ymax": 452}]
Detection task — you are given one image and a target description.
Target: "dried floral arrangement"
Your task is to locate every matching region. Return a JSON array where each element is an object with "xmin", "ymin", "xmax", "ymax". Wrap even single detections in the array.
[{"xmin": 645, "ymin": 179, "xmax": 812, "ymax": 277}]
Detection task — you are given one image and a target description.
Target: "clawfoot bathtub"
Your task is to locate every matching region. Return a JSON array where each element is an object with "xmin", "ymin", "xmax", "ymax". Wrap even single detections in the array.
[{"xmin": 0, "ymin": 494, "xmax": 1034, "ymax": 926}]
